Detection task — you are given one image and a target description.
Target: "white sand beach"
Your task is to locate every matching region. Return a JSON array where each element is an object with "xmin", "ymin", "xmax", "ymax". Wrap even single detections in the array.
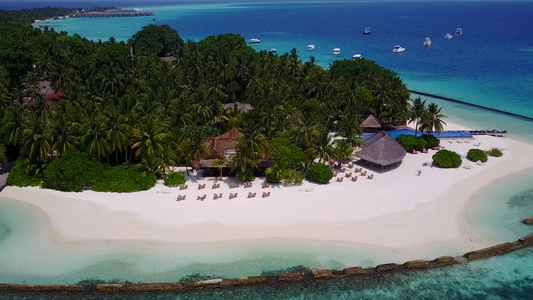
[{"xmin": 2, "ymin": 121, "xmax": 533, "ymax": 261}]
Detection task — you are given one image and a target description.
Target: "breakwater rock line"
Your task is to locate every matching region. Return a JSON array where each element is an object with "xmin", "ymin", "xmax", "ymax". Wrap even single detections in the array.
[
  {"xmin": 1, "ymin": 233, "xmax": 532, "ymax": 295},
  {"xmin": 409, "ymin": 90, "xmax": 533, "ymax": 122}
]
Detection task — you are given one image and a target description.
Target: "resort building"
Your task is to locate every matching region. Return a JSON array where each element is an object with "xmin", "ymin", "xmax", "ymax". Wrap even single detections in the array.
[
  {"xmin": 357, "ymin": 131, "xmax": 406, "ymax": 172},
  {"xmin": 223, "ymin": 102, "xmax": 254, "ymax": 113},
  {"xmin": 194, "ymin": 127, "xmax": 244, "ymax": 173},
  {"xmin": 361, "ymin": 114, "xmax": 382, "ymax": 133}
]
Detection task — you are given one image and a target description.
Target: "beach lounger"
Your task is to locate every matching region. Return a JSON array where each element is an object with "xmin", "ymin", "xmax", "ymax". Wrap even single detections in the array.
[
  {"xmin": 422, "ymin": 148, "xmax": 427, "ymax": 153},
  {"xmin": 412, "ymin": 149, "xmax": 417, "ymax": 154},
  {"xmin": 367, "ymin": 174, "xmax": 373, "ymax": 179}
]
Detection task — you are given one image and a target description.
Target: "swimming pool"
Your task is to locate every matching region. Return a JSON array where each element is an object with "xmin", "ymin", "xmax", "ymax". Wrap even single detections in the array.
[{"xmin": 363, "ymin": 129, "xmax": 473, "ymax": 140}]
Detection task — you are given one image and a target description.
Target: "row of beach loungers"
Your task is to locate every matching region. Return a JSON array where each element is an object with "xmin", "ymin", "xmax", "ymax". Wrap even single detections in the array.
[
  {"xmin": 448, "ymin": 140, "xmax": 481, "ymax": 146},
  {"xmin": 469, "ymin": 129, "xmax": 507, "ymax": 136},
  {"xmin": 176, "ymin": 182, "xmax": 272, "ymax": 201},
  {"xmin": 176, "ymin": 191, "xmax": 272, "ymax": 201},
  {"xmin": 334, "ymin": 168, "xmax": 374, "ymax": 182},
  {"xmin": 178, "ymin": 182, "xmax": 270, "ymax": 190}
]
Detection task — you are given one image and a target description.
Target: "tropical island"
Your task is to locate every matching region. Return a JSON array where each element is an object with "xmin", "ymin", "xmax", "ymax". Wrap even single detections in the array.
[{"xmin": 1, "ymin": 9, "xmax": 533, "ymax": 286}]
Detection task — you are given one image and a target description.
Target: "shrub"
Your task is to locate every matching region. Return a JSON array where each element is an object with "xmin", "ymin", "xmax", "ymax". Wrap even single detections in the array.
[
  {"xmin": 265, "ymin": 167, "xmax": 282, "ymax": 184},
  {"xmin": 432, "ymin": 150, "xmax": 462, "ymax": 168},
  {"xmin": 164, "ymin": 172, "xmax": 186, "ymax": 186},
  {"xmin": 42, "ymin": 151, "xmax": 104, "ymax": 192},
  {"xmin": 6, "ymin": 159, "xmax": 42, "ymax": 187},
  {"xmin": 467, "ymin": 149, "xmax": 488, "ymax": 163},
  {"xmin": 421, "ymin": 134, "xmax": 440, "ymax": 148},
  {"xmin": 235, "ymin": 169, "xmax": 255, "ymax": 182},
  {"xmin": 396, "ymin": 135, "xmax": 427, "ymax": 152},
  {"xmin": 281, "ymin": 169, "xmax": 303, "ymax": 186},
  {"xmin": 92, "ymin": 166, "xmax": 157, "ymax": 192},
  {"xmin": 307, "ymin": 163, "xmax": 334, "ymax": 184},
  {"xmin": 486, "ymin": 147, "xmax": 503, "ymax": 157}
]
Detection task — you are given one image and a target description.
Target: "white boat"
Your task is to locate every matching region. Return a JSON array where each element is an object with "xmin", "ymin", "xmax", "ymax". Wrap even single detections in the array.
[
  {"xmin": 423, "ymin": 37, "xmax": 431, "ymax": 46},
  {"xmin": 392, "ymin": 45, "xmax": 405, "ymax": 53},
  {"xmin": 445, "ymin": 33, "xmax": 453, "ymax": 40},
  {"xmin": 267, "ymin": 48, "xmax": 277, "ymax": 53},
  {"xmin": 249, "ymin": 38, "xmax": 261, "ymax": 44},
  {"xmin": 333, "ymin": 48, "xmax": 340, "ymax": 55},
  {"xmin": 455, "ymin": 28, "xmax": 463, "ymax": 36},
  {"xmin": 307, "ymin": 44, "xmax": 315, "ymax": 51},
  {"xmin": 352, "ymin": 54, "xmax": 362, "ymax": 59},
  {"xmin": 363, "ymin": 27, "xmax": 371, "ymax": 35}
]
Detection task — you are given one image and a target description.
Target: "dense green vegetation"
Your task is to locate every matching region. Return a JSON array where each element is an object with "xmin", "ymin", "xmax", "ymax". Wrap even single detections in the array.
[
  {"xmin": 92, "ymin": 166, "xmax": 157, "ymax": 192},
  {"xmin": 307, "ymin": 163, "xmax": 334, "ymax": 184},
  {"xmin": 396, "ymin": 135, "xmax": 427, "ymax": 152},
  {"xmin": 5, "ymin": 159, "xmax": 42, "ymax": 187},
  {"xmin": 432, "ymin": 150, "xmax": 462, "ymax": 168},
  {"xmin": 467, "ymin": 149, "xmax": 488, "ymax": 163},
  {"xmin": 42, "ymin": 151, "xmax": 104, "ymax": 192},
  {"xmin": 164, "ymin": 172, "xmax": 186, "ymax": 187},
  {"xmin": 421, "ymin": 134, "xmax": 440, "ymax": 148},
  {"xmin": 486, "ymin": 147, "xmax": 503, "ymax": 157},
  {"xmin": 0, "ymin": 12, "xmax": 445, "ymax": 190}
]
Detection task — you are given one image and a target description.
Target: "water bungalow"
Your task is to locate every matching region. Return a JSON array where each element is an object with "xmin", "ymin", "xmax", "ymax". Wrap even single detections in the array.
[{"xmin": 69, "ymin": 9, "xmax": 154, "ymax": 18}]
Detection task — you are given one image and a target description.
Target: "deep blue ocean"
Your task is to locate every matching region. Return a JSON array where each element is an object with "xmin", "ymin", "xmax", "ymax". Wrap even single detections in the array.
[{"xmin": 1, "ymin": 1, "xmax": 533, "ymax": 298}]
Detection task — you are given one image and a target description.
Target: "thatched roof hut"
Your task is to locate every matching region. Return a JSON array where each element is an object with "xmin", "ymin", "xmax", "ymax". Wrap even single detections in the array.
[
  {"xmin": 357, "ymin": 131, "xmax": 406, "ymax": 169},
  {"xmin": 361, "ymin": 114, "xmax": 381, "ymax": 132}
]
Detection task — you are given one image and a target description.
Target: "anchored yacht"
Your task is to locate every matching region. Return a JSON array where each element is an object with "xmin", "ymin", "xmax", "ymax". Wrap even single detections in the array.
[
  {"xmin": 423, "ymin": 37, "xmax": 431, "ymax": 46},
  {"xmin": 307, "ymin": 45, "xmax": 315, "ymax": 51},
  {"xmin": 249, "ymin": 38, "xmax": 261, "ymax": 44},
  {"xmin": 333, "ymin": 48, "xmax": 341, "ymax": 55},
  {"xmin": 392, "ymin": 45, "xmax": 405, "ymax": 53},
  {"xmin": 445, "ymin": 33, "xmax": 453, "ymax": 40},
  {"xmin": 455, "ymin": 28, "xmax": 463, "ymax": 36}
]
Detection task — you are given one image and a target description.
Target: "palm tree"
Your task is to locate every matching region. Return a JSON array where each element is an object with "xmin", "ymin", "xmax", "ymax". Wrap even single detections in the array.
[
  {"xmin": 181, "ymin": 127, "xmax": 212, "ymax": 171},
  {"xmin": 0, "ymin": 143, "xmax": 7, "ymax": 163},
  {"xmin": 106, "ymin": 110, "xmax": 130, "ymax": 165},
  {"xmin": 420, "ymin": 103, "xmax": 447, "ymax": 134},
  {"xmin": 130, "ymin": 118, "xmax": 168, "ymax": 160},
  {"xmin": 81, "ymin": 115, "xmax": 110, "ymax": 159},
  {"xmin": 408, "ymin": 97, "xmax": 427, "ymax": 136},
  {"xmin": 1, "ymin": 102, "xmax": 26, "ymax": 148},
  {"xmin": 240, "ymin": 122, "xmax": 267, "ymax": 158},
  {"xmin": 51, "ymin": 113, "xmax": 78, "ymax": 158},
  {"xmin": 333, "ymin": 139, "xmax": 354, "ymax": 163},
  {"xmin": 311, "ymin": 129, "xmax": 336, "ymax": 163},
  {"xmin": 230, "ymin": 142, "xmax": 259, "ymax": 182},
  {"xmin": 21, "ymin": 118, "xmax": 53, "ymax": 166},
  {"xmin": 213, "ymin": 156, "xmax": 228, "ymax": 180}
]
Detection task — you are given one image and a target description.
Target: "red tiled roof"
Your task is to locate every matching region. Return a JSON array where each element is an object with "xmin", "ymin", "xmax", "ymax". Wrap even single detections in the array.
[{"xmin": 204, "ymin": 127, "xmax": 244, "ymax": 159}]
